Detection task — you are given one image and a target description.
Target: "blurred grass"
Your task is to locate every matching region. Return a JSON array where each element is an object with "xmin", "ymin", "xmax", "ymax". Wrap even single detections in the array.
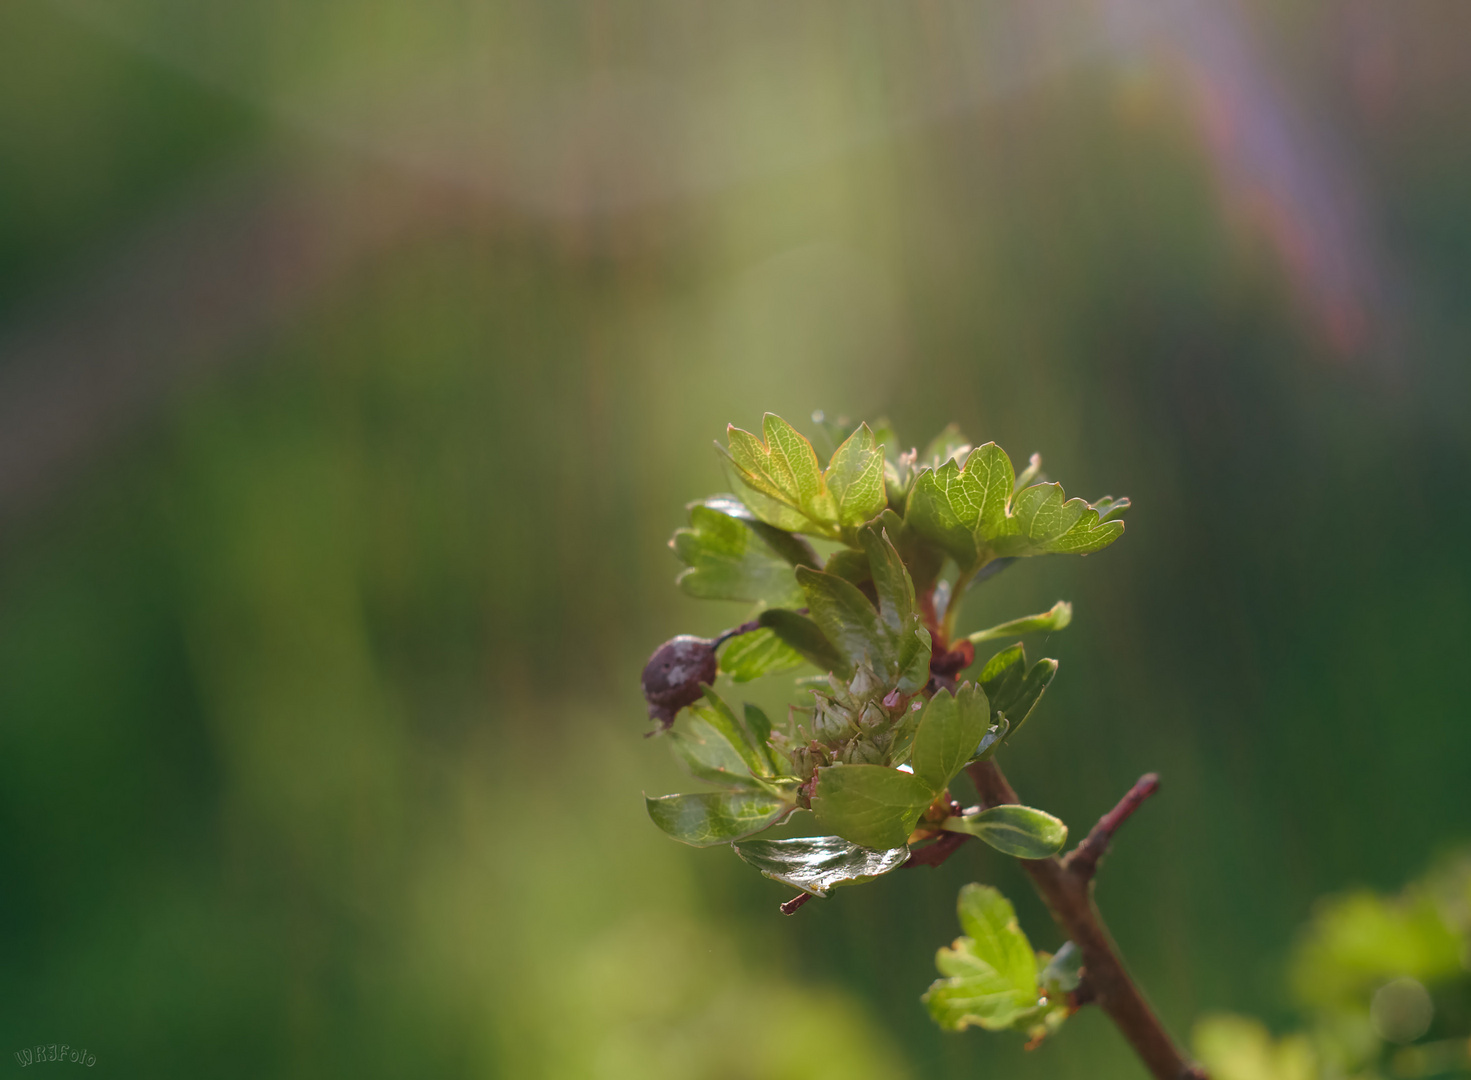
[{"xmin": 1, "ymin": 0, "xmax": 1469, "ymax": 1076}]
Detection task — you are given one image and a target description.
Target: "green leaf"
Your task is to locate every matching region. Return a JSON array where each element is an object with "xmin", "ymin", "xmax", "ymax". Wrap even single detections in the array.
[
  {"xmin": 732, "ymin": 835, "xmax": 909, "ymax": 897},
  {"xmin": 719, "ymin": 627, "xmax": 805, "ymax": 683},
  {"xmin": 977, "ymin": 644, "xmax": 1058, "ymax": 735},
  {"xmin": 860, "ymin": 526, "xmax": 918, "ymax": 633},
  {"xmin": 991, "ymin": 483, "xmax": 1086, "ymax": 556},
  {"xmin": 956, "ymin": 884, "xmax": 1039, "ymax": 990},
  {"xmin": 671, "ymin": 505, "xmax": 806, "ymax": 606},
  {"xmin": 757, "ymin": 609, "xmax": 851, "ymax": 677},
  {"xmin": 778, "ymin": 528, "xmax": 933, "ymax": 689},
  {"xmin": 1044, "ymin": 502, "xmax": 1128, "ymax": 555},
  {"xmin": 894, "ymin": 627, "xmax": 934, "ymax": 696},
  {"xmin": 668, "ymin": 716, "xmax": 761, "ymax": 789},
  {"xmin": 765, "ymin": 413, "xmax": 830, "ymax": 509},
  {"xmin": 944, "ymin": 805, "xmax": 1068, "ymax": 859},
  {"xmin": 904, "ymin": 460, "xmax": 985, "ymax": 568},
  {"xmin": 645, "ymin": 790, "xmax": 793, "ymax": 847},
  {"xmin": 796, "ymin": 566, "xmax": 892, "ymax": 673},
  {"xmin": 717, "ymin": 414, "xmax": 887, "ymax": 540},
  {"xmin": 869, "ymin": 419, "xmax": 899, "ymax": 460},
  {"xmin": 822, "ymin": 548, "xmax": 872, "ymax": 588},
  {"xmin": 924, "ymin": 966, "xmax": 1036, "ymax": 1033},
  {"xmin": 910, "ymin": 684, "xmax": 991, "ymax": 794},
  {"xmin": 795, "ymin": 551, "xmax": 933, "ymax": 693},
  {"xmin": 904, "ymin": 442, "xmax": 1126, "ymax": 572},
  {"xmin": 923, "ymin": 884, "xmax": 1040, "ymax": 1031},
  {"xmin": 689, "ymin": 686, "xmax": 769, "ymax": 777},
  {"xmin": 875, "ymin": 507, "xmax": 944, "ymax": 596},
  {"xmin": 1040, "ymin": 941, "xmax": 1083, "ymax": 994},
  {"xmin": 720, "ymin": 462, "xmax": 815, "ymax": 535},
  {"xmin": 743, "ymin": 703, "xmax": 781, "ymax": 775},
  {"xmin": 811, "ymin": 764, "xmax": 936, "ymax": 849},
  {"xmin": 966, "ymin": 601, "xmax": 1073, "ymax": 645},
  {"xmin": 692, "ymin": 495, "xmax": 821, "ymax": 568},
  {"xmin": 826, "ymin": 425, "xmax": 889, "ymax": 527},
  {"xmin": 1092, "ymin": 496, "xmax": 1131, "ymax": 523},
  {"xmin": 972, "ymin": 718, "xmax": 1009, "ymax": 763}
]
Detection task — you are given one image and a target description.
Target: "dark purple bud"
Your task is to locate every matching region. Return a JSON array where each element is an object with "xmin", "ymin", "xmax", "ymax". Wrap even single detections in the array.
[{"xmin": 640, "ymin": 635, "xmax": 718, "ymax": 731}]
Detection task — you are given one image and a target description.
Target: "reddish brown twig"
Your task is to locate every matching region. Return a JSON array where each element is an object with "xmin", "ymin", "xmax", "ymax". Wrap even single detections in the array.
[
  {"xmin": 966, "ymin": 760, "xmax": 1205, "ymax": 1080},
  {"xmin": 903, "ymin": 830, "xmax": 971, "ymax": 868},
  {"xmin": 779, "ymin": 892, "xmax": 812, "ymax": 915},
  {"xmin": 1065, "ymin": 772, "xmax": 1161, "ymax": 880}
]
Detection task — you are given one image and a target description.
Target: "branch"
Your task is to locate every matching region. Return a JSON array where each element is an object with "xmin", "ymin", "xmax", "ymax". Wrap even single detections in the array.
[
  {"xmin": 779, "ymin": 892, "xmax": 812, "ymax": 915},
  {"xmin": 903, "ymin": 830, "xmax": 971, "ymax": 869},
  {"xmin": 1065, "ymin": 772, "xmax": 1161, "ymax": 880},
  {"xmin": 965, "ymin": 760, "xmax": 1206, "ymax": 1080}
]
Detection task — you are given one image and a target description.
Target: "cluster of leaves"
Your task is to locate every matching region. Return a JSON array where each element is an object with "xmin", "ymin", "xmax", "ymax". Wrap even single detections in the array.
[
  {"xmin": 1195, "ymin": 850, "xmax": 1471, "ymax": 1080},
  {"xmin": 642, "ymin": 412, "xmax": 1128, "ymax": 1040},
  {"xmin": 924, "ymin": 884, "xmax": 1084, "ymax": 1038}
]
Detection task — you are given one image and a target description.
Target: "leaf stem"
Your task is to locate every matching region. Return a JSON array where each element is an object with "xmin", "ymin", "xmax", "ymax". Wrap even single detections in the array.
[{"xmin": 964, "ymin": 760, "xmax": 1206, "ymax": 1080}]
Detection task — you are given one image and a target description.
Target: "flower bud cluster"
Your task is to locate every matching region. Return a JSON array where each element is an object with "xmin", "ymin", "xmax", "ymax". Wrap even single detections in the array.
[{"xmin": 775, "ymin": 662, "xmax": 919, "ymax": 793}]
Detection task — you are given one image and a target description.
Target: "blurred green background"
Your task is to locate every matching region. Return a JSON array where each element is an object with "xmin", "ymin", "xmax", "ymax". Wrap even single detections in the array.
[{"xmin": 0, "ymin": 0, "xmax": 1467, "ymax": 1075}]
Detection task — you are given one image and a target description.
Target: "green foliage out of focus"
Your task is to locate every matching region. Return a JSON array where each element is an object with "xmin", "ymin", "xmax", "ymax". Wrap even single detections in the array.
[
  {"xmin": 1195, "ymin": 851, "xmax": 1471, "ymax": 1080},
  {"xmin": 642, "ymin": 411, "xmax": 1128, "ymax": 1043}
]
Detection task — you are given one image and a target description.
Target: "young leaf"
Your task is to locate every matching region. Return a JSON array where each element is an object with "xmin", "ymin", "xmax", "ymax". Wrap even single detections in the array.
[
  {"xmin": 717, "ymin": 414, "xmax": 887, "ymax": 540},
  {"xmin": 757, "ymin": 609, "xmax": 851, "ymax": 677},
  {"xmin": 923, "ymin": 884, "xmax": 1040, "ymax": 1031},
  {"xmin": 796, "ymin": 566, "xmax": 892, "ymax": 673},
  {"xmin": 822, "ymin": 548, "xmax": 872, "ymax": 588},
  {"xmin": 977, "ymin": 644, "xmax": 1058, "ymax": 735},
  {"xmin": 904, "ymin": 441, "xmax": 1125, "ymax": 572},
  {"xmin": 924, "ymin": 956, "xmax": 1037, "ymax": 1032},
  {"xmin": 668, "ymin": 716, "xmax": 762, "ymax": 789},
  {"xmin": 690, "ymin": 686, "xmax": 769, "ymax": 777},
  {"xmin": 894, "ymin": 626, "xmax": 934, "ymax": 696},
  {"xmin": 957, "ymin": 884, "xmax": 1039, "ymax": 990},
  {"xmin": 992, "ymin": 483, "xmax": 1087, "ymax": 556},
  {"xmin": 944, "ymin": 805, "xmax": 1068, "ymax": 859},
  {"xmin": 875, "ymin": 506, "xmax": 945, "ymax": 596},
  {"xmin": 718, "ymin": 627, "xmax": 805, "ymax": 683},
  {"xmin": 742, "ymin": 703, "xmax": 781, "ymax": 775},
  {"xmin": 1092, "ymin": 496, "xmax": 1131, "ymax": 523},
  {"xmin": 1040, "ymin": 501, "xmax": 1128, "ymax": 555},
  {"xmin": 1040, "ymin": 941, "xmax": 1083, "ymax": 994},
  {"xmin": 870, "ymin": 419, "xmax": 899, "ymax": 460},
  {"xmin": 860, "ymin": 525, "xmax": 918, "ymax": 633},
  {"xmin": 690, "ymin": 495, "xmax": 821, "ymax": 568},
  {"xmin": 903, "ymin": 460, "xmax": 984, "ymax": 568},
  {"xmin": 769, "ymin": 530, "xmax": 935, "ymax": 689},
  {"xmin": 811, "ymin": 764, "xmax": 936, "ymax": 849},
  {"xmin": 732, "ymin": 835, "xmax": 909, "ymax": 897},
  {"xmin": 645, "ymin": 790, "xmax": 793, "ymax": 847},
  {"xmin": 721, "ymin": 463, "xmax": 815, "ymax": 536},
  {"xmin": 972, "ymin": 718, "xmax": 1009, "ymax": 763},
  {"xmin": 965, "ymin": 601, "xmax": 1073, "ymax": 646},
  {"xmin": 671, "ymin": 505, "xmax": 806, "ymax": 607},
  {"xmin": 910, "ymin": 684, "xmax": 992, "ymax": 794},
  {"xmin": 826, "ymin": 425, "xmax": 889, "ymax": 527}
]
